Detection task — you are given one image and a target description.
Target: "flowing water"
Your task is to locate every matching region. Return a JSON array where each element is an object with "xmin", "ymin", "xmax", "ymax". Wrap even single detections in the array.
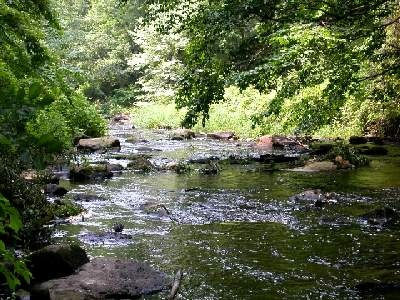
[{"xmin": 55, "ymin": 125, "xmax": 400, "ymax": 299}]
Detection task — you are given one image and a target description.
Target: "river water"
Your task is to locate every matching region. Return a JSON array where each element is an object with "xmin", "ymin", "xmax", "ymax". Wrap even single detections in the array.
[{"xmin": 55, "ymin": 125, "xmax": 400, "ymax": 299}]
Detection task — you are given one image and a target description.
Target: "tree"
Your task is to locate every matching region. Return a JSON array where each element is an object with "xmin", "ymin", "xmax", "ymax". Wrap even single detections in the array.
[{"xmin": 147, "ymin": 0, "xmax": 400, "ymax": 133}]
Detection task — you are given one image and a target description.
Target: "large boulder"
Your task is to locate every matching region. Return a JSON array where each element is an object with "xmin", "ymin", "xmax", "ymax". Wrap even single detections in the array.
[
  {"xmin": 77, "ymin": 137, "xmax": 120, "ymax": 152},
  {"xmin": 111, "ymin": 114, "xmax": 132, "ymax": 126},
  {"xmin": 31, "ymin": 258, "xmax": 172, "ymax": 300},
  {"xmin": 170, "ymin": 129, "xmax": 195, "ymax": 140},
  {"xmin": 206, "ymin": 131, "xmax": 236, "ymax": 140},
  {"xmin": 28, "ymin": 244, "xmax": 89, "ymax": 283}
]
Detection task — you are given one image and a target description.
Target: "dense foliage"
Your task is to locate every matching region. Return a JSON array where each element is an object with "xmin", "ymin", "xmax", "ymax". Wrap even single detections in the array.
[{"xmin": 141, "ymin": 0, "xmax": 400, "ymax": 137}]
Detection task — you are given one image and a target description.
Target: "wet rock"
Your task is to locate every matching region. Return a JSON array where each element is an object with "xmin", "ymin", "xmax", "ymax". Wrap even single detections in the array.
[
  {"xmin": 291, "ymin": 161, "xmax": 337, "ymax": 172},
  {"xmin": 289, "ymin": 190, "xmax": 338, "ymax": 207},
  {"xmin": 207, "ymin": 131, "xmax": 236, "ymax": 140},
  {"xmin": 106, "ymin": 163, "xmax": 124, "ymax": 172},
  {"xmin": 44, "ymin": 184, "xmax": 68, "ymax": 197},
  {"xmin": 79, "ymin": 232, "xmax": 133, "ymax": 244},
  {"xmin": 349, "ymin": 136, "xmax": 368, "ymax": 144},
  {"xmin": 28, "ymin": 244, "xmax": 89, "ymax": 283},
  {"xmin": 73, "ymin": 194, "xmax": 107, "ymax": 202},
  {"xmin": 360, "ymin": 146, "xmax": 388, "ymax": 156},
  {"xmin": 69, "ymin": 164, "xmax": 113, "ymax": 182},
  {"xmin": 113, "ymin": 223, "xmax": 124, "ymax": 233},
  {"xmin": 31, "ymin": 258, "xmax": 171, "ymax": 300},
  {"xmin": 15, "ymin": 289, "xmax": 30, "ymax": 300},
  {"xmin": 256, "ymin": 135, "xmax": 305, "ymax": 151},
  {"xmin": 77, "ymin": 137, "xmax": 120, "ymax": 152},
  {"xmin": 360, "ymin": 207, "xmax": 400, "ymax": 226},
  {"xmin": 127, "ymin": 156, "xmax": 154, "ymax": 172},
  {"xmin": 170, "ymin": 128, "xmax": 195, "ymax": 140}
]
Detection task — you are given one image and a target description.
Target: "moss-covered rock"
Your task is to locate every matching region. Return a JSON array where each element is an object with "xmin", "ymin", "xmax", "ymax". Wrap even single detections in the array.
[
  {"xmin": 127, "ymin": 156, "xmax": 154, "ymax": 172},
  {"xmin": 69, "ymin": 164, "xmax": 113, "ymax": 182}
]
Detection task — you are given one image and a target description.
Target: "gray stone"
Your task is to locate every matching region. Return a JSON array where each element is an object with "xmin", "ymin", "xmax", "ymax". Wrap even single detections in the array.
[{"xmin": 31, "ymin": 258, "xmax": 172, "ymax": 300}]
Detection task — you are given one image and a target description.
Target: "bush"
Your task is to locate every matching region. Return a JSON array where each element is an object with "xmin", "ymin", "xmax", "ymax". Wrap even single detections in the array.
[
  {"xmin": 27, "ymin": 92, "xmax": 107, "ymax": 154},
  {"xmin": 0, "ymin": 194, "xmax": 31, "ymax": 291},
  {"xmin": 325, "ymin": 143, "xmax": 370, "ymax": 167}
]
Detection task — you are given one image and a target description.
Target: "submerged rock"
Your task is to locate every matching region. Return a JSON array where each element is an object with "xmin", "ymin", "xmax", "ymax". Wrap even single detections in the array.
[
  {"xmin": 113, "ymin": 223, "xmax": 124, "ymax": 233},
  {"xmin": 360, "ymin": 207, "xmax": 400, "ymax": 226},
  {"xmin": 291, "ymin": 161, "xmax": 337, "ymax": 172},
  {"xmin": 28, "ymin": 244, "xmax": 89, "ymax": 283},
  {"xmin": 73, "ymin": 194, "xmax": 107, "ymax": 202},
  {"xmin": 199, "ymin": 160, "xmax": 220, "ymax": 175},
  {"xmin": 289, "ymin": 190, "xmax": 338, "ymax": 207},
  {"xmin": 77, "ymin": 137, "xmax": 120, "ymax": 152},
  {"xmin": 80, "ymin": 232, "xmax": 133, "ymax": 244},
  {"xmin": 355, "ymin": 282, "xmax": 400, "ymax": 296},
  {"xmin": 31, "ymin": 258, "xmax": 172, "ymax": 300},
  {"xmin": 170, "ymin": 128, "xmax": 195, "ymax": 140}
]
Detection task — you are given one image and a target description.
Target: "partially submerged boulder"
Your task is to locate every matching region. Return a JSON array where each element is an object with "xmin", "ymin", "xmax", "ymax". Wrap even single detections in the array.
[
  {"xmin": 69, "ymin": 164, "xmax": 113, "ymax": 182},
  {"xmin": 289, "ymin": 190, "xmax": 338, "ymax": 207},
  {"xmin": 206, "ymin": 131, "xmax": 236, "ymax": 140},
  {"xmin": 28, "ymin": 244, "xmax": 89, "ymax": 283},
  {"xmin": 111, "ymin": 114, "xmax": 131, "ymax": 126},
  {"xmin": 127, "ymin": 156, "xmax": 154, "ymax": 172},
  {"xmin": 31, "ymin": 258, "xmax": 172, "ymax": 300},
  {"xmin": 255, "ymin": 135, "xmax": 305, "ymax": 151},
  {"xmin": 77, "ymin": 137, "xmax": 120, "ymax": 152},
  {"xmin": 170, "ymin": 128, "xmax": 195, "ymax": 140}
]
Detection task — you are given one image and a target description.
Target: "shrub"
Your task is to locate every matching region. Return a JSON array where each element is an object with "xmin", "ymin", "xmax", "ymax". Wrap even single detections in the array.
[{"xmin": 0, "ymin": 194, "xmax": 31, "ymax": 291}]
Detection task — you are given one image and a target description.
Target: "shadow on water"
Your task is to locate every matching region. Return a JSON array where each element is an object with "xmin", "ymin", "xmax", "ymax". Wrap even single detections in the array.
[{"xmin": 55, "ymin": 128, "xmax": 400, "ymax": 299}]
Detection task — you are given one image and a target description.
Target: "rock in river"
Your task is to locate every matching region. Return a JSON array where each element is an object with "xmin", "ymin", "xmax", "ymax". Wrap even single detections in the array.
[
  {"xmin": 206, "ymin": 131, "xmax": 236, "ymax": 140},
  {"xmin": 69, "ymin": 164, "xmax": 113, "ymax": 182},
  {"xmin": 170, "ymin": 128, "xmax": 195, "ymax": 140},
  {"xmin": 31, "ymin": 258, "xmax": 172, "ymax": 300},
  {"xmin": 28, "ymin": 244, "xmax": 89, "ymax": 283},
  {"xmin": 77, "ymin": 137, "xmax": 120, "ymax": 152}
]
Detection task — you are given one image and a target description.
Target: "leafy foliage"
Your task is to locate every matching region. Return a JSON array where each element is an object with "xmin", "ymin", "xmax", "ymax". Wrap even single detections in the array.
[
  {"xmin": 0, "ymin": 193, "xmax": 32, "ymax": 291},
  {"xmin": 145, "ymin": 0, "xmax": 400, "ymax": 135}
]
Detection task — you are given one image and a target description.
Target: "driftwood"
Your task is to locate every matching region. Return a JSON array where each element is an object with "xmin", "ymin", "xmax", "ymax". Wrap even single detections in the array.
[{"xmin": 168, "ymin": 269, "xmax": 183, "ymax": 300}]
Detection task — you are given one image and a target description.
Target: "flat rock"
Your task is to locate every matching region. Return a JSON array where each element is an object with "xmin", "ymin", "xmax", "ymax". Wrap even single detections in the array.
[
  {"xmin": 77, "ymin": 137, "xmax": 120, "ymax": 152},
  {"xmin": 79, "ymin": 232, "xmax": 133, "ymax": 245},
  {"xmin": 31, "ymin": 258, "xmax": 172, "ymax": 300}
]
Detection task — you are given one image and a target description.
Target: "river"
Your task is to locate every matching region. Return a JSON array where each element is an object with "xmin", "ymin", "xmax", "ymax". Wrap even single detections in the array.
[{"xmin": 54, "ymin": 125, "xmax": 400, "ymax": 299}]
